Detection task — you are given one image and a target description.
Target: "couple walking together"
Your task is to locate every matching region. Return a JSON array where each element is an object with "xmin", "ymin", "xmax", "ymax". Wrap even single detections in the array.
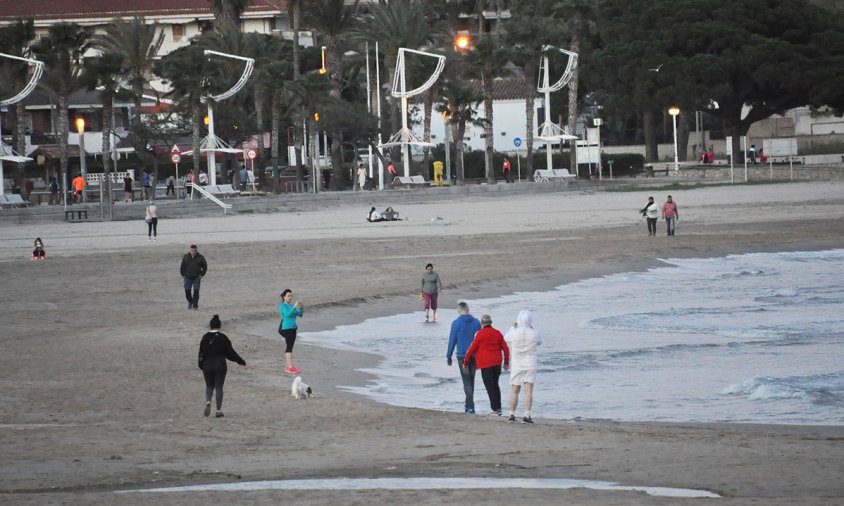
[{"xmin": 447, "ymin": 303, "xmax": 543, "ymax": 423}]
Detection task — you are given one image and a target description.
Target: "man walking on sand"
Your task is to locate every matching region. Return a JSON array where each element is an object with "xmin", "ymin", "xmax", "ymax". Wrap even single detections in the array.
[
  {"xmin": 181, "ymin": 245, "xmax": 207, "ymax": 310},
  {"xmin": 505, "ymin": 310, "xmax": 543, "ymax": 424},
  {"xmin": 662, "ymin": 195, "xmax": 679, "ymax": 236},
  {"xmin": 447, "ymin": 302, "xmax": 482, "ymax": 414}
]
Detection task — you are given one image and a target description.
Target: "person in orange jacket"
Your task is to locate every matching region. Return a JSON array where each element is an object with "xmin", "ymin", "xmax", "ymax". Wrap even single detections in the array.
[
  {"xmin": 464, "ymin": 314, "xmax": 510, "ymax": 415},
  {"xmin": 72, "ymin": 174, "xmax": 86, "ymax": 203}
]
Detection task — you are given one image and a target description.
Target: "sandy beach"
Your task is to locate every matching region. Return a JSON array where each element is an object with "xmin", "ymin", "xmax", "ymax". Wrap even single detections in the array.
[{"xmin": 1, "ymin": 180, "xmax": 843, "ymax": 505}]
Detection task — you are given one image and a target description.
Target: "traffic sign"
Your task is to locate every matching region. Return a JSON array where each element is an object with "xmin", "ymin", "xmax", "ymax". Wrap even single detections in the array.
[
  {"xmin": 170, "ymin": 153, "xmax": 181, "ymax": 163},
  {"xmin": 246, "ymin": 148, "xmax": 257, "ymax": 160},
  {"xmin": 171, "ymin": 144, "xmax": 180, "ymax": 153},
  {"xmin": 513, "ymin": 137, "xmax": 522, "ymax": 148}
]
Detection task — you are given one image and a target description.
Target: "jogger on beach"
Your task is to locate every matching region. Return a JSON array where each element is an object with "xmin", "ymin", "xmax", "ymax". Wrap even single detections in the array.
[
  {"xmin": 279, "ymin": 288, "xmax": 304, "ymax": 374},
  {"xmin": 198, "ymin": 314, "xmax": 247, "ymax": 418}
]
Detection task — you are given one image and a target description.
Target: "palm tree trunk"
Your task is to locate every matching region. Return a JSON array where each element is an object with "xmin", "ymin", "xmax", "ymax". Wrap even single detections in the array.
[
  {"xmin": 524, "ymin": 58, "xmax": 536, "ymax": 178},
  {"xmin": 483, "ymin": 70, "xmax": 494, "ymax": 183},
  {"xmin": 102, "ymin": 97, "xmax": 113, "ymax": 217},
  {"xmin": 271, "ymin": 91, "xmax": 281, "ymax": 193},
  {"xmin": 567, "ymin": 32, "xmax": 580, "ymax": 175},
  {"xmin": 455, "ymin": 119, "xmax": 466, "ymax": 185},
  {"xmin": 191, "ymin": 103, "xmax": 202, "ymax": 199},
  {"xmin": 422, "ymin": 92, "xmax": 433, "ymax": 177},
  {"xmin": 58, "ymin": 93, "xmax": 70, "ymax": 199},
  {"xmin": 255, "ymin": 90, "xmax": 266, "ymax": 187},
  {"xmin": 309, "ymin": 117, "xmax": 319, "ymax": 192},
  {"xmin": 15, "ymin": 96, "xmax": 27, "ymax": 185},
  {"xmin": 291, "ymin": 0, "xmax": 305, "ymax": 183},
  {"xmin": 643, "ymin": 109, "xmax": 658, "ymax": 162}
]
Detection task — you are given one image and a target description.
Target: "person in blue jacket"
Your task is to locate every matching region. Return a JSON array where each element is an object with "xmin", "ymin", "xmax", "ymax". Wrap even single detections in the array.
[
  {"xmin": 446, "ymin": 301, "xmax": 482, "ymax": 413},
  {"xmin": 279, "ymin": 288, "xmax": 304, "ymax": 374}
]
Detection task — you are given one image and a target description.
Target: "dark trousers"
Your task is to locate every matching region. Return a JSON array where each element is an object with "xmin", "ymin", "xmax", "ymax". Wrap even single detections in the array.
[
  {"xmin": 458, "ymin": 355, "xmax": 476, "ymax": 412},
  {"xmin": 147, "ymin": 218, "xmax": 158, "ymax": 237},
  {"xmin": 646, "ymin": 217, "xmax": 657, "ymax": 235},
  {"xmin": 184, "ymin": 276, "xmax": 201, "ymax": 307},
  {"xmin": 480, "ymin": 365, "xmax": 502, "ymax": 413},
  {"xmin": 504, "ymin": 170, "xmax": 512, "ymax": 183},
  {"xmin": 203, "ymin": 364, "xmax": 227, "ymax": 410}
]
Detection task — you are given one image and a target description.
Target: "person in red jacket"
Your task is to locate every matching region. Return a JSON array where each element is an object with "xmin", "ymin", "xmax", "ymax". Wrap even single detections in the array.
[{"xmin": 464, "ymin": 314, "xmax": 509, "ymax": 415}]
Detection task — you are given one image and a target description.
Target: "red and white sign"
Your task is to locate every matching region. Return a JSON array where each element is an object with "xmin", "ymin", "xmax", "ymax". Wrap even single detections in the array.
[
  {"xmin": 171, "ymin": 144, "xmax": 181, "ymax": 153},
  {"xmin": 246, "ymin": 148, "xmax": 257, "ymax": 160},
  {"xmin": 171, "ymin": 153, "xmax": 181, "ymax": 163}
]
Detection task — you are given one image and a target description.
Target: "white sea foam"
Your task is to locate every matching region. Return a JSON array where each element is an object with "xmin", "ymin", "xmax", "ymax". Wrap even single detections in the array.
[{"xmin": 304, "ymin": 250, "xmax": 844, "ymax": 425}]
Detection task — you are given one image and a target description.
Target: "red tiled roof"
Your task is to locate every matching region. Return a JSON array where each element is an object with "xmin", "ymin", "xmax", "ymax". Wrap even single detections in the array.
[{"xmin": 0, "ymin": 0, "xmax": 284, "ymax": 22}]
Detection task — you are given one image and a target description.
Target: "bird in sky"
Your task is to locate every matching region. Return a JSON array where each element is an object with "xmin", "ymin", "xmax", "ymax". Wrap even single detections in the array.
[{"xmin": 648, "ymin": 64, "xmax": 663, "ymax": 72}]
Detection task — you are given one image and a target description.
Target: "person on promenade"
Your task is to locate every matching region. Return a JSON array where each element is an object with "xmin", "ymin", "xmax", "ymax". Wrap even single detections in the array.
[
  {"xmin": 503, "ymin": 157, "xmax": 512, "ymax": 183},
  {"xmin": 447, "ymin": 302, "xmax": 482, "ymax": 414},
  {"xmin": 145, "ymin": 201, "xmax": 158, "ymax": 241},
  {"xmin": 199, "ymin": 170, "xmax": 209, "ymax": 186},
  {"xmin": 142, "ymin": 171, "xmax": 153, "ymax": 200},
  {"xmin": 72, "ymin": 174, "xmax": 86, "ymax": 204},
  {"xmin": 123, "ymin": 174, "xmax": 134, "ymax": 202},
  {"xmin": 180, "ymin": 245, "xmax": 207, "ymax": 310},
  {"xmin": 640, "ymin": 196, "xmax": 659, "ymax": 237},
  {"xmin": 464, "ymin": 314, "xmax": 509, "ymax": 415},
  {"xmin": 278, "ymin": 288, "xmax": 304, "ymax": 374},
  {"xmin": 748, "ymin": 144, "xmax": 757, "ymax": 164},
  {"xmin": 505, "ymin": 310, "xmax": 543, "ymax": 424},
  {"xmin": 48, "ymin": 177, "xmax": 59, "ymax": 205},
  {"xmin": 198, "ymin": 314, "xmax": 247, "ymax": 418},
  {"xmin": 421, "ymin": 263, "xmax": 443, "ymax": 322},
  {"xmin": 166, "ymin": 175, "xmax": 176, "ymax": 196},
  {"xmin": 357, "ymin": 165, "xmax": 367, "ymax": 191},
  {"xmin": 662, "ymin": 195, "xmax": 679, "ymax": 236}
]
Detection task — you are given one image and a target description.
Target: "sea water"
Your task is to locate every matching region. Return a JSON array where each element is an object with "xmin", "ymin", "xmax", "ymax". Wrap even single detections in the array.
[{"xmin": 304, "ymin": 250, "xmax": 844, "ymax": 425}]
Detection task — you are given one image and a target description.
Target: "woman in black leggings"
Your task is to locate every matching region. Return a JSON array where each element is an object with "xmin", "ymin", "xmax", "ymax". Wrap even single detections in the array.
[{"xmin": 198, "ymin": 314, "xmax": 246, "ymax": 418}]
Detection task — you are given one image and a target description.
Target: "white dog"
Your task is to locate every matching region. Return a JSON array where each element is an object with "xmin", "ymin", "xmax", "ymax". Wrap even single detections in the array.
[{"xmin": 291, "ymin": 376, "xmax": 313, "ymax": 400}]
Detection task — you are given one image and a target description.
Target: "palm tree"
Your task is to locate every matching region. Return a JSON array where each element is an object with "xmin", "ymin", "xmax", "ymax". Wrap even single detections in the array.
[
  {"xmin": 288, "ymin": 72, "xmax": 333, "ymax": 191},
  {"xmin": 468, "ymin": 35, "xmax": 506, "ymax": 183},
  {"xmin": 80, "ymin": 52, "xmax": 126, "ymax": 216},
  {"xmin": 505, "ymin": 0, "xmax": 568, "ymax": 179},
  {"xmin": 208, "ymin": 0, "xmax": 254, "ymax": 29},
  {"xmin": 32, "ymin": 22, "xmax": 91, "ymax": 198},
  {"xmin": 555, "ymin": 0, "xmax": 597, "ymax": 172},
  {"xmin": 438, "ymin": 52, "xmax": 482, "ymax": 185},
  {"xmin": 156, "ymin": 43, "xmax": 210, "ymax": 189},
  {"xmin": 303, "ymin": 0, "xmax": 360, "ymax": 189},
  {"xmin": 0, "ymin": 19, "xmax": 37, "ymax": 183},
  {"xmin": 94, "ymin": 18, "xmax": 164, "ymax": 128}
]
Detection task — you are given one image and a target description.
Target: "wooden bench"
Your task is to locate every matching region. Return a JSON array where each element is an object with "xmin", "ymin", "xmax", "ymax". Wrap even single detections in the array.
[
  {"xmin": 392, "ymin": 176, "xmax": 428, "ymax": 188},
  {"xmin": 0, "ymin": 194, "xmax": 31, "ymax": 208},
  {"xmin": 64, "ymin": 209, "xmax": 88, "ymax": 220},
  {"xmin": 644, "ymin": 165, "xmax": 670, "ymax": 177}
]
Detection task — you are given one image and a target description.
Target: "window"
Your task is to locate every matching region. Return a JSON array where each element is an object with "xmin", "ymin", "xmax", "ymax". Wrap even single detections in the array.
[{"xmin": 172, "ymin": 24, "xmax": 185, "ymax": 41}]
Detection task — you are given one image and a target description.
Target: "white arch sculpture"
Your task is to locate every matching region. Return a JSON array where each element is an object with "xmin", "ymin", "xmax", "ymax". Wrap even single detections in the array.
[
  {"xmin": 380, "ymin": 48, "xmax": 446, "ymax": 178},
  {"xmin": 536, "ymin": 45, "xmax": 579, "ymax": 172},
  {"xmin": 183, "ymin": 50, "xmax": 255, "ymax": 188},
  {"xmin": 0, "ymin": 52, "xmax": 44, "ymax": 195}
]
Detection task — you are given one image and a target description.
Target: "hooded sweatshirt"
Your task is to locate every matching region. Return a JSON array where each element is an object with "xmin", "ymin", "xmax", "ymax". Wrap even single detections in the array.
[
  {"xmin": 504, "ymin": 310, "xmax": 543, "ymax": 371},
  {"xmin": 447, "ymin": 313, "xmax": 482, "ymax": 360}
]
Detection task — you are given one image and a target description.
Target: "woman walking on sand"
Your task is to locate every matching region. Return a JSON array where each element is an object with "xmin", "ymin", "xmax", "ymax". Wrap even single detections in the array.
[
  {"xmin": 421, "ymin": 263, "xmax": 443, "ymax": 322},
  {"xmin": 198, "ymin": 314, "xmax": 247, "ymax": 418},
  {"xmin": 279, "ymin": 288, "xmax": 304, "ymax": 374},
  {"xmin": 464, "ymin": 314, "xmax": 509, "ymax": 415},
  {"xmin": 145, "ymin": 201, "xmax": 158, "ymax": 241}
]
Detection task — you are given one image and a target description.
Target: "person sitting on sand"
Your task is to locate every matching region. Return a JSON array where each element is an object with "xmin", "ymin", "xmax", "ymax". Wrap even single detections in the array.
[
  {"xmin": 367, "ymin": 207, "xmax": 386, "ymax": 222},
  {"xmin": 32, "ymin": 237, "xmax": 47, "ymax": 260}
]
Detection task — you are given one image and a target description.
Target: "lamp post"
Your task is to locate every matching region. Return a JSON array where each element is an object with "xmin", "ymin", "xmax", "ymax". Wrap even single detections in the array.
[
  {"xmin": 594, "ymin": 118, "xmax": 603, "ymax": 179},
  {"xmin": 76, "ymin": 117, "xmax": 87, "ymax": 203},
  {"xmin": 668, "ymin": 106, "xmax": 680, "ymax": 172},
  {"xmin": 443, "ymin": 110, "xmax": 452, "ymax": 183}
]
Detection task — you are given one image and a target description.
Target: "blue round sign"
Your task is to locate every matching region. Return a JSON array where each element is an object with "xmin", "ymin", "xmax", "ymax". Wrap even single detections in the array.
[{"xmin": 513, "ymin": 137, "xmax": 522, "ymax": 148}]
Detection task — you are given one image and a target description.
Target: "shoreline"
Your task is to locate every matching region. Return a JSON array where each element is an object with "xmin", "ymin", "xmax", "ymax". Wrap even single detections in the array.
[{"xmin": 2, "ymin": 182, "xmax": 844, "ymax": 504}]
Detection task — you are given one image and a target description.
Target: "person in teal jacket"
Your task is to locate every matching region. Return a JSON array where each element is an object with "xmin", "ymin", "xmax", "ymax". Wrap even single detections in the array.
[{"xmin": 279, "ymin": 288, "xmax": 304, "ymax": 374}]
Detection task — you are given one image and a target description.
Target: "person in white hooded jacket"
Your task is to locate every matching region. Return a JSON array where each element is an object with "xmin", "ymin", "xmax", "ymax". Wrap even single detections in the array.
[{"xmin": 504, "ymin": 310, "xmax": 543, "ymax": 424}]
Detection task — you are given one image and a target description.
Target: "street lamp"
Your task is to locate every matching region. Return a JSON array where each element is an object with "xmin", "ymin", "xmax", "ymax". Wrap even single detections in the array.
[
  {"xmin": 76, "ymin": 117, "xmax": 87, "ymax": 202},
  {"xmin": 454, "ymin": 31, "xmax": 471, "ymax": 51},
  {"xmin": 668, "ymin": 106, "xmax": 680, "ymax": 172},
  {"xmin": 319, "ymin": 46, "xmax": 327, "ymax": 74},
  {"xmin": 593, "ymin": 118, "xmax": 603, "ymax": 180}
]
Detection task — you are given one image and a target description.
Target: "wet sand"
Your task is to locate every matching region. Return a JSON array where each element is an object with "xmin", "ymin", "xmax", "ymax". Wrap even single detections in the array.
[{"xmin": 1, "ymin": 181, "xmax": 843, "ymax": 505}]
